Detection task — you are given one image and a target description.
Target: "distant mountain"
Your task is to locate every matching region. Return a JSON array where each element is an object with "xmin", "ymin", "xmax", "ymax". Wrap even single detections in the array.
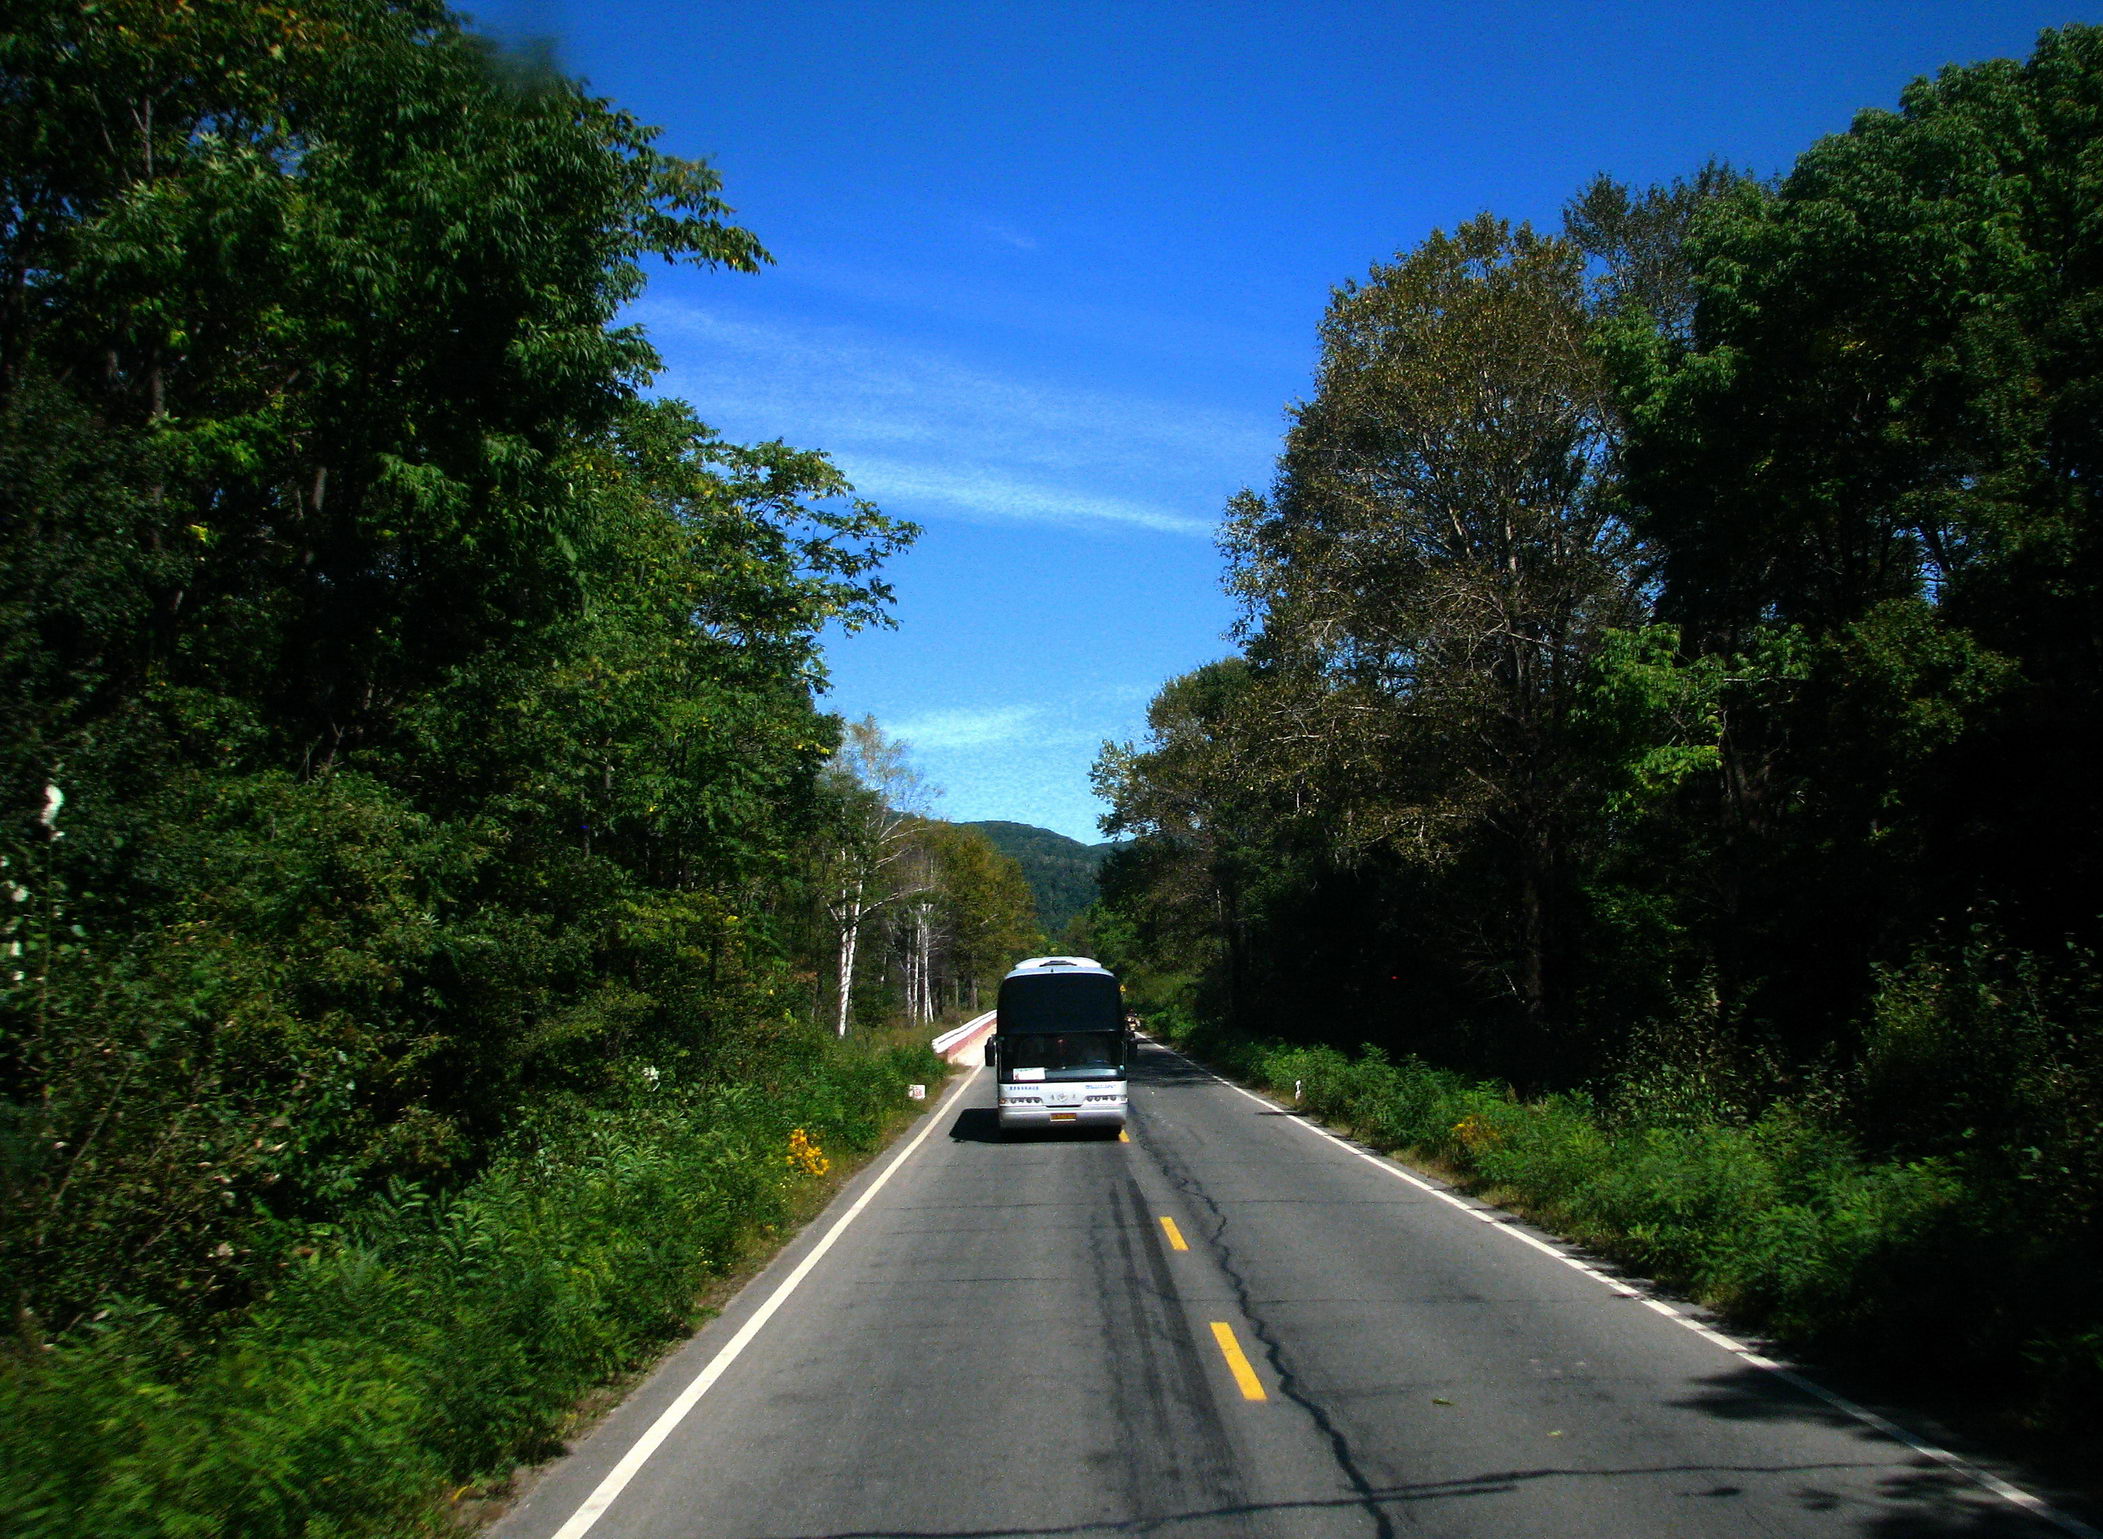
[{"xmin": 964, "ymin": 821, "xmax": 1119, "ymax": 941}]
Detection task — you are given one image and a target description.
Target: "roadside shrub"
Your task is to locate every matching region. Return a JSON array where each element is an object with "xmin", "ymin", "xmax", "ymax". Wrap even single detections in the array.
[
  {"xmin": 1242, "ymin": 1038, "xmax": 2099, "ymax": 1421},
  {"xmin": 0, "ymin": 1032, "xmax": 942, "ymax": 1539}
]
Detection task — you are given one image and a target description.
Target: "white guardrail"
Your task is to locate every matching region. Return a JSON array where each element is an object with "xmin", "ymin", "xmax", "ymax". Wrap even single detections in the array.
[{"xmin": 930, "ymin": 1009, "xmax": 997, "ymax": 1066}]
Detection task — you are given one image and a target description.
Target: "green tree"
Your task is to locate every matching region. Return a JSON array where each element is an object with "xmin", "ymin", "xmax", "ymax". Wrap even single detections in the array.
[
  {"xmin": 1095, "ymin": 660, "xmax": 1269, "ymax": 1021},
  {"xmin": 1610, "ymin": 24, "xmax": 2103, "ymax": 1047},
  {"xmin": 0, "ymin": 0, "xmax": 914, "ymax": 1335},
  {"xmin": 1562, "ymin": 159, "xmax": 1750, "ymax": 339},
  {"xmin": 882, "ymin": 820, "xmax": 1040, "ymax": 1020},
  {"xmin": 1221, "ymin": 214, "xmax": 1644, "ymax": 1052},
  {"xmin": 818, "ymin": 717, "xmax": 933, "ymax": 1036}
]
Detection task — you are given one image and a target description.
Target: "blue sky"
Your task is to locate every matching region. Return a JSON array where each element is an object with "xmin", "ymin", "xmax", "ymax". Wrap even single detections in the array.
[{"xmin": 480, "ymin": 1, "xmax": 2093, "ymax": 841}]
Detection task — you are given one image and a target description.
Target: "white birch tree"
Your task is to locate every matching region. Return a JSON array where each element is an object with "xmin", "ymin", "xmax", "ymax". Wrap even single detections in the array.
[{"xmin": 823, "ymin": 717, "xmax": 933, "ymax": 1036}]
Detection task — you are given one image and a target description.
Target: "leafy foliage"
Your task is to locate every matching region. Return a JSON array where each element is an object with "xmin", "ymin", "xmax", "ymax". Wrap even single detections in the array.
[
  {"xmin": 0, "ymin": 1031, "xmax": 940, "ymax": 1539},
  {"xmin": 815, "ymin": 726, "xmax": 1042, "ymax": 1031},
  {"xmin": 1, "ymin": 18, "xmax": 930, "ymax": 1528},
  {"xmin": 1225, "ymin": 1032, "xmax": 2097, "ymax": 1428}
]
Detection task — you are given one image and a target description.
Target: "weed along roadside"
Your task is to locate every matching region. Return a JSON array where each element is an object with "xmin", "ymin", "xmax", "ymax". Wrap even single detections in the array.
[
  {"xmin": 0, "ymin": 1028, "xmax": 951, "ymax": 1539},
  {"xmin": 1139, "ymin": 1019, "xmax": 2103, "ymax": 1506},
  {"xmin": 457, "ymin": 1026, "xmax": 955, "ymax": 1532}
]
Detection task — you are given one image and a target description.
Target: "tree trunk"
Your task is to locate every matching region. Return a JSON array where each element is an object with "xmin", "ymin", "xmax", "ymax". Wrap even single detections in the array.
[{"xmin": 834, "ymin": 874, "xmax": 864, "ymax": 1038}]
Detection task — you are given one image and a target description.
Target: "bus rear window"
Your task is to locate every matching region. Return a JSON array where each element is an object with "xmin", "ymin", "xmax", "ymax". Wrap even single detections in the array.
[
  {"xmin": 1001, "ymin": 1032, "xmax": 1124, "ymax": 1076},
  {"xmin": 997, "ymin": 972, "xmax": 1122, "ymax": 1034}
]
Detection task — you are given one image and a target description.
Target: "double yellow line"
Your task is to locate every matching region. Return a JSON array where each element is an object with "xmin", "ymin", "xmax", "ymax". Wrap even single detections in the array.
[{"xmin": 1156, "ymin": 1215, "xmax": 1266, "ymax": 1402}]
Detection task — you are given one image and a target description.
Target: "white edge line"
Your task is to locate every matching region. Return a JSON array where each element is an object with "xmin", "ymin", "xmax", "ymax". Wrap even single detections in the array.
[
  {"xmin": 1156, "ymin": 1044, "xmax": 2101, "ymax": 1539},
  {"xmin": 547, "ymin": 1066, "xmax": 982, "ymax": 1539}
]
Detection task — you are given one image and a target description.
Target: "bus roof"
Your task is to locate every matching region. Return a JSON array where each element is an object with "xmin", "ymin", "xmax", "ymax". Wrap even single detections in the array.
[{"xmin": 1003, "ymin": 955, "xmax": 1114, "ymax": 980}]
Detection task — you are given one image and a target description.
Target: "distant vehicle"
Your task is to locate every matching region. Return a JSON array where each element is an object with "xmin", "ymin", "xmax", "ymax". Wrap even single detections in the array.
[{"xmin": 990, "ymin": 956, "xmax": 1128, "ymax": 1134}]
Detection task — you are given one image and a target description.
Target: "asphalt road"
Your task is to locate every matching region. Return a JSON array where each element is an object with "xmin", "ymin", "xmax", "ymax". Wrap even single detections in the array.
[{"xmin": 490, "ymin": 1042, "xmax": 2088, "ymax": 1539}]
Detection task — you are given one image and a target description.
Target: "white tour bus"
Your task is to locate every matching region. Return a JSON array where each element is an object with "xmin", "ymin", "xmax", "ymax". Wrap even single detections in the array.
[{"xmin": 990, "ymin": 956, "xmax": 1129, "ymax": 1134}]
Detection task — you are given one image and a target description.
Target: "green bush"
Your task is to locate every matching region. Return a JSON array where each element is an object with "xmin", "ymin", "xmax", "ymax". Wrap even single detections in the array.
[
  {"xmin": 0, "ymin": 1033, "xmax": 942, "ymax": 1539},
  {"xmin": 1243, "ymin": 1039, "xmax": 2098, "ymax": 1425}
]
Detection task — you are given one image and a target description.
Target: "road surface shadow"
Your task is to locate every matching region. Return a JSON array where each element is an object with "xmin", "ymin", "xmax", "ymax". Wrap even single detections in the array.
[
  {"xmin": 742, "ymin": 1453, "xmax": 2063, "ymax": 1539},
  {"xmin": 1131, "ymin": 1052, "xmax": 1215, "ymax": 1088},
  {"xmin": 1671, "ymin": 1364, "xmax": 1859, "ymax": 1430},
  {"xmin": 1667, "ymin": 1365, "xmax": 2089, "ymax": 1534},
  {"xmin": 948, "ymin": 1108, "xmax": 1004, "ymax": 1143},
  {"xmin": 947, "ymin": 1107, "xmax": 1120, "ymax": 1144}
]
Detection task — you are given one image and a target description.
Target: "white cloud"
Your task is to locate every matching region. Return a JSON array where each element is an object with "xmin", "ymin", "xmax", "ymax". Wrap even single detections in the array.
[
  {"xmin": 886, "ymin": 703, "xmax": 1045, "ymax": 751},
  {"xmin": 875, "ymin": 702, "xmax": 1123, "ymax": 840},
  {"xmin": 635, "ymin": 299, "xmax": 1273, "ymax": 538},
  {"xmin": 836, "ymin": 457, "xmax": 1210, "ymax": 536}
]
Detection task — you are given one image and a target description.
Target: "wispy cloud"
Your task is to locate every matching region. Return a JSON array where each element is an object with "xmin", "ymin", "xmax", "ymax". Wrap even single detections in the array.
[
  {"xmin": 838, "ymin": 458, "xmax": 1210, "ymax": 536},
  {"xmin": 978, "ymin": 222, "xmax": 1039, "ymax": 251},
  {"xmin": 886, "ymin": 703, "xmax": 1044, "ymax": 751},
  {"xmin": 635, "ymin": 299, "xmax": 1274, "ymax": 539},
  {"xmin": 874, "ymin": 696, "xmax": 1136, "ymax": 841}
]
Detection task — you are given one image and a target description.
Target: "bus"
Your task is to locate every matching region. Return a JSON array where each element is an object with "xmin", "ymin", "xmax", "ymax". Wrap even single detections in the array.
[{"xmin": 991, "ymin": 956, "xmax": 1129, "ymax": 1134}]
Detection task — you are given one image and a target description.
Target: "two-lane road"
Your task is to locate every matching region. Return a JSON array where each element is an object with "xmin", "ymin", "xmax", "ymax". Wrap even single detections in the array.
[{"xmin": 492, "ymin": 1043, "xmax": 2086, "ymax": 1539}]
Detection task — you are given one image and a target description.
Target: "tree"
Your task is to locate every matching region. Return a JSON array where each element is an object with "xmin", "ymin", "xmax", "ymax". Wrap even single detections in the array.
[
  {"xmin": 1221, "ymin": 214, "xmax": 1645, "ymax": 1047},
  {"xmin": 819, "ymin": 718, "xmax": 933, "ymax": 1036},
  {"xmin": 1609, "ymin": 24, "xmax": 2103, "ymax": 1046},
  {"xmin": 1094, "ymin": 660, "xmax": 1268, "ymax": 1020},
  {"xmin": 0, "ymin": 0, "xmax": 773, "ymax": 806},
  {"xmin": 0, "ymin": 1, "xmax": 916, "ymax": 1332},
  {"xmin": 917, "ymin": 820, "xmax": 1042, "ymax": 1014},
  {"xmin": 1562, "ymin": 160, "xmax": 1751, "ymax": 340}
]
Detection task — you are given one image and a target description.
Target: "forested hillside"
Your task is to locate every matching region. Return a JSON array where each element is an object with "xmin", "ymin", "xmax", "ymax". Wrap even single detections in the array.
[
  {"xmin": 0, "ymin": 5, "xmax": 1029, "ymax": 1533},
  {"xmin": 1093, "ymin": 27, "xmax": 2103, "ymax": 1441},
  {"xmin": 964, "ymin": 819, "xmax": 1115, "ymax": 941}
]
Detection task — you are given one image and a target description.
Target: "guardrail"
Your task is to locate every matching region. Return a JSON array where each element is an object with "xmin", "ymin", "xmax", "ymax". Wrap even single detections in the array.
[{"xmin": 930, "ymin": 1009, "xmax": 997, "ymax": 1065}]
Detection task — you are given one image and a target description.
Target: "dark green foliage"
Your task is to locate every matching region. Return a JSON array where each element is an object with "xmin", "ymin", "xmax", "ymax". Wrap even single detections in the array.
[
  {"xmin": 1100, "ymin": 25, "xmax": 2103, "ymax": 1438},
  {"xmin": 2, "ymin": 0, "xmax": 914, "ymax": 1336},
  {"xmin": 962, "ymin": 821, "xmax": 1117, "ymax": 941}
]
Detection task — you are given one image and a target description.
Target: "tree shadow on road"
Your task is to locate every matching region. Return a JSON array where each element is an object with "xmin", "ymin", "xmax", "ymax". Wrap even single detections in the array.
[
  {"xmin": 742, "ymin": 1450, "xmax": 2066, "ymax": 1539},
  {"xmin": 1665, "ymin": 1365, "xmax": 2089, "ymax": 1536}
]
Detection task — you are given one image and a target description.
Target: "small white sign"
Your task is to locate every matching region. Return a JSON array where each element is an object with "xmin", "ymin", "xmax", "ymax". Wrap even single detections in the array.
[
  {"xmin": 906, "ymin": 1084, "xmax": 926, "ymax": 1100},
  {"xmin": 1013, "ymin": 1066, "xmax": 1046, "ymax": 1081}
]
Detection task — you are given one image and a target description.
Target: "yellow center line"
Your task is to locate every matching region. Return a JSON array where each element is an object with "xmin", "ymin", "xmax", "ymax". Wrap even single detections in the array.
[
  {"xmin": 1158, "ymin": 1215, "xmax": 1189, "ymax": 1251},
  {"xmin": 1210, "ymin": 1321, "xmax": 1267, "ymax": 1401},
  {"xmin": 1118, "ymin": 1129, "xmax": 1129, "ymax": 1142}
]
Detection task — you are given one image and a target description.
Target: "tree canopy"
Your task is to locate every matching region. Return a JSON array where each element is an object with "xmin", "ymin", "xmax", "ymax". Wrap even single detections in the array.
[{"xmin": 0, "ymin": 0, "xmax": 914, "ymax": 1338}]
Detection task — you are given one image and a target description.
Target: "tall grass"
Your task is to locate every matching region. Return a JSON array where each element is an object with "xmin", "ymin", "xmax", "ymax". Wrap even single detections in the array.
[{"xmin": 0, "ymin": 1032, "xmax": 942, "ymax": 1539}]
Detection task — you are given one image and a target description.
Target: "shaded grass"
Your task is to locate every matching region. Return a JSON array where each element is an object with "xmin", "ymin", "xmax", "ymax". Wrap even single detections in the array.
[{"xmin": 0, "ymin": 1032, "xmax": 944, "ymax": 1539}]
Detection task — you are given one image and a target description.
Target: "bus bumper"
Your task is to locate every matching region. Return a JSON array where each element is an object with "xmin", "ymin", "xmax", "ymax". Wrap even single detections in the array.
[{"xmin": 997, "ymin": 1102, "xmax": 1126, "ymax": 1132}]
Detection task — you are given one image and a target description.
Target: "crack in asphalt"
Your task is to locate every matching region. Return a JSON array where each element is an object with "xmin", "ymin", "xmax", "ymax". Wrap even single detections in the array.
[
  {"xmin": 1143, "ymin": 1106, "xmax": 1402, "ymax": 1539},
  {"xmin": 736, "ymin": 1457, "xmax": 1897, "ymax": 1539}
]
